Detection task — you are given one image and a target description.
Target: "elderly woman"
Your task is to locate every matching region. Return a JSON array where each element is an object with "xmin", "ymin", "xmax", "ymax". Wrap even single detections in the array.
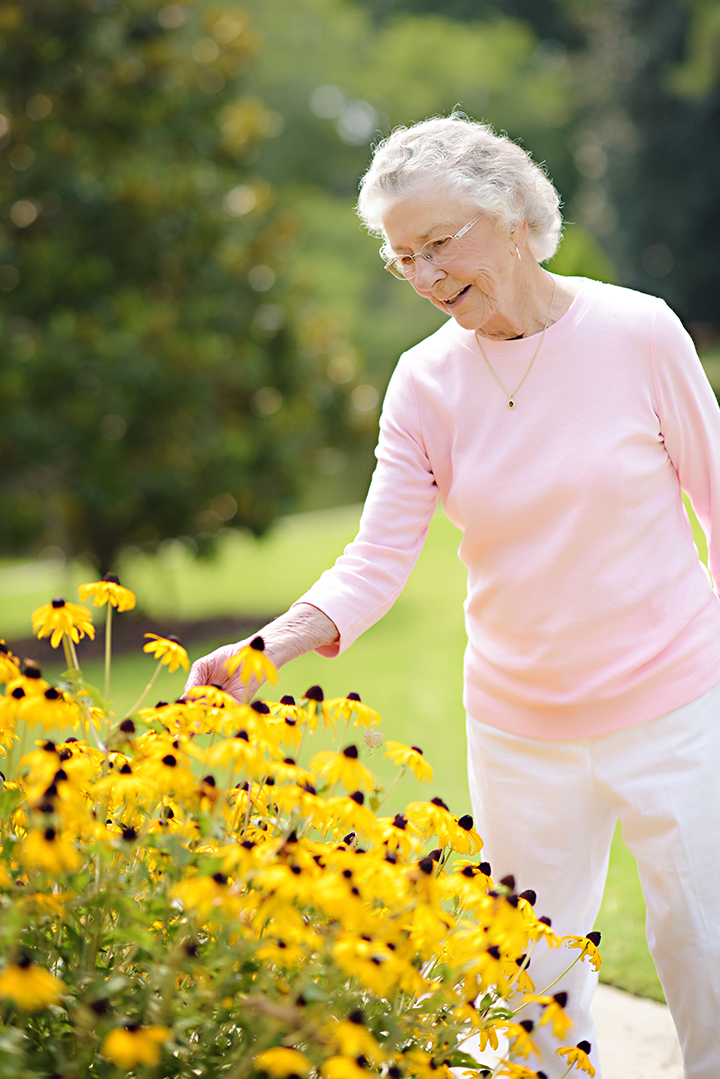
[{"xmin": 186, "ymin": 116, "xmax": 720, "ymax": 1078}]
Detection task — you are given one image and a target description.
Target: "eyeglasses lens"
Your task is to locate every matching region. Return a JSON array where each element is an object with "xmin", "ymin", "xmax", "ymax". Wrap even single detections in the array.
[{"xmin": 388, "ymin": 235, "xmax": 459, "ymax": 280}]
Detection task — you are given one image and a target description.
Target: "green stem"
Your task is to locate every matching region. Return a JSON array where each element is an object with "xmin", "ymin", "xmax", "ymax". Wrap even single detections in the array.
[
  {"xmin": 125, "ymin": 659, "xmax": 163, "ymax": 717},
  {"xmin": 242, "ymin": 780, "xmax": 253, "ymax": 838},
  {"xmin": 373, "ymin": 764, "xmax": 407, "ymax": 811},
  {"xmin": 104, "ymin": 604, "xmax": 112, "ymax": 702},
  {"xmin": 62, "ymin": 635, "xmax": 80, "ymax": 672},
  {"xmin": 532, "ymin": 949, "xmax": 584, "ymax": 999}
]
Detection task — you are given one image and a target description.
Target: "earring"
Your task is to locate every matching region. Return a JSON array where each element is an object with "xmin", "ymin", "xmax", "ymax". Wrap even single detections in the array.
[{"xmin": 514, "ymin": 244, "xmax": 521, "ymax": 261}]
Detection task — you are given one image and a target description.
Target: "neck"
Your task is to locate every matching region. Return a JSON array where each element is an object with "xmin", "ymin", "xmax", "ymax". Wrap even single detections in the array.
[{"xmin": 477, "ymin": 266, "xmax": 555, "ymax": 340}]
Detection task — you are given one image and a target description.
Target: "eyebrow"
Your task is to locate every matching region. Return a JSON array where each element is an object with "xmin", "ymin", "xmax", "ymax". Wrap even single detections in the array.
[{"xmin": 388, "ymin": 221, "xmax": 455, "ymax": 253}]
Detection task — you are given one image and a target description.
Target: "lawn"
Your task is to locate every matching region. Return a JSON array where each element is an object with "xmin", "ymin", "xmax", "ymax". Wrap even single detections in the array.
[{"xmin": 5, "ymin": 497, "xmax": 701, "ymax": 1003}]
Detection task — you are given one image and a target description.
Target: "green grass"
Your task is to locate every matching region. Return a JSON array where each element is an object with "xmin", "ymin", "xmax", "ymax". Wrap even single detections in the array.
[{"xmin": 5, "ymin": 498, "xmax": 700, "ymax": 1003}]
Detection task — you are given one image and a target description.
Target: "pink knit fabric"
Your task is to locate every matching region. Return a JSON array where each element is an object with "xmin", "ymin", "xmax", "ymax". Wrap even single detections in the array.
[{"xmin": 297, "ymin": 277, "xmax": 720, "ymax": 739}]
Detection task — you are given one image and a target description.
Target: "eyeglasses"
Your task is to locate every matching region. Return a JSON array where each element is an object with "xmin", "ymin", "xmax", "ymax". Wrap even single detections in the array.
[{"xmin": 382, "ymin": 213, "xmax": 482, "ymax": 280}]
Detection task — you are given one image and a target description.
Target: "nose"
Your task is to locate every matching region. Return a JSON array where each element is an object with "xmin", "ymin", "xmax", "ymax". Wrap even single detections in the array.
[{"xmin": 411, "ymin": 257, "xmax": 446, "ymax": 293}]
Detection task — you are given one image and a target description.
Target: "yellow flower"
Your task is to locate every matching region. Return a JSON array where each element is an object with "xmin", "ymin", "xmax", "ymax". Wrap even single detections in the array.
[
  {"xmin": 143, "ymin": 633, "xmax": 189, "ymax": 673},
  {"xmin": 32, "ymin": 597, "xmax": 95, "ymax": 648},
  {"xmin": 310, "ymin": 745, "xmax": 374, "ymax": 792},
  {"xmin": 562, "ymin": 931, "xmax": 602, "ymax": 971},
  {"xmin": 533, "ymin": 991, "xmax": 574, "ymax": 1040},
  {"xmin": 405, "ymin": 798, "xmax": 483, "ymax": 854},
  {"xmin": 0, "ymin": 956, "xmax": 65, "ymax": 1011},
  {"xmin": 78, "ymin": 574, "xmax": 137, "ymax": 611},
  {"xmin": 225, "ymin": 636, "xmax": 278, "ymax": 684},
  {"xmin": 302, "ymin": 684, "xmax": 331, "ymax": 731},
  {"xmin": 384, "ymin": 741, "xmax": 433, "ymax": 783},
  {"xmin": 495, "ymin": 1065, "xmax": 543, "ymax": 1079},
  {"xmin": 325, "ymin": 692, "xmax": 381, "ymax": 727},
  {"xmin": 0, "ymin": 642, "xmax": 20, "ymax": 684},
  {"xmin": 18, "ymin": 826, "xmax": 81, "ymax": 875},
  {"xmin": 16, "ymin": 686, "xmax": 83, "ymax": 732},
  {"xmin": 504, "ymin": 1020, "xmax": 538, "ymax": 1061},
  {"xmin": 324, "ymin": 1010, "xmax": 385, "ymax": 1063},
  {"xmin": 320, "ymin": 1058, "xmax": 369, "ymax": 1079},
  {"xmin": 170, "ymin": 872, "xmax": 242, "ymax": 921},
  {"xmin": 255, "ymin": 1047, "xmax": 313, "ymax": 1077},
  {"xmin": 102, "ymin": 1023, "xmax": 171, "ymax": 1068},
  {"xmin": 556, "ymin": 1041, "xmax": 596, "ymax": 1076}
]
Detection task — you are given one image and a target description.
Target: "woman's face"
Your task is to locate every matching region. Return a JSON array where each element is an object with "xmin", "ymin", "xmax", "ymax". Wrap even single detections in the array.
[{"xmin": 380, "ymin": 189, "xmax": 521, "ymax": 333}]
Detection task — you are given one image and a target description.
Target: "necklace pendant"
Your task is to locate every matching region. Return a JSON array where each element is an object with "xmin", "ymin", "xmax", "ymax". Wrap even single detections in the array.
[{"xmin": 508, "ymin": 398, "xmax": 515, "ymax": 409}]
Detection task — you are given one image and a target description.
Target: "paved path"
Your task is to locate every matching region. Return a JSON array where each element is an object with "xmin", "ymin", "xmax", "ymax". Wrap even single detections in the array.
[{"xmin": 593, "ymin": 983, "xmax": 682, "ymax": 1078}]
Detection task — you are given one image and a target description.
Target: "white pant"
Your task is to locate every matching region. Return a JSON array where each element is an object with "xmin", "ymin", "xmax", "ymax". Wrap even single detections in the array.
[{"xmin": 466, "ymin": 681, "xmax": 720, "ymax": 1079}]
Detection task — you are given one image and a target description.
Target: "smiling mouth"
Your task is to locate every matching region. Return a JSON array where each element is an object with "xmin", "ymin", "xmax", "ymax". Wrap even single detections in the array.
[{"xmin": 443, "ymin": 285, "xmax": 470, "ymax": 306}]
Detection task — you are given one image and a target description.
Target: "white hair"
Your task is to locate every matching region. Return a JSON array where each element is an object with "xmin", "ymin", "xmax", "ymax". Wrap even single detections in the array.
[{"xmin": 357, "ymin": 115, "xmax": 563, "ymax": 263}]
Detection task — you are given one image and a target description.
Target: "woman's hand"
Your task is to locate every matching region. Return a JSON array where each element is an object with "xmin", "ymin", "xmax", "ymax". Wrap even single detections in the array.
[
  {"xmin": 182, "ymin": 604, "xmax": 340, "ymax": 705},
  {"xmin": 183, "ymin": 636, "xmax": 263, "ymax": 703}
]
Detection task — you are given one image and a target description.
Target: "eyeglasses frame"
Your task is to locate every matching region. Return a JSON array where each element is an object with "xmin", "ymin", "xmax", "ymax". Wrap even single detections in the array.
[{"xmin": 382, "ymin": 212, "xmax": 483, "ymax": 280}]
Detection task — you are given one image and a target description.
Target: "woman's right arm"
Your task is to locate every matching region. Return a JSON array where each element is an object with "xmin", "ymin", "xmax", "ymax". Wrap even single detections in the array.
[{"xmin": 183, "ymin": 356, "xmax": 439, "ymax": 699}]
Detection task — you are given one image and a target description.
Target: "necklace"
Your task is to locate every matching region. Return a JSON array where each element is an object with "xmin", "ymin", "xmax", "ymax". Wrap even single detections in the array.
[{"xmin": 474, "ymin": 276, "xmax": 557, "ymax": 409}]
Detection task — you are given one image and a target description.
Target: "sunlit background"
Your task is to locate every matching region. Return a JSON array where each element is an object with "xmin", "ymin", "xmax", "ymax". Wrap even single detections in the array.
[{"xmin": 2, "ymin": 0, "xmax": 720, "ymax": 1002}]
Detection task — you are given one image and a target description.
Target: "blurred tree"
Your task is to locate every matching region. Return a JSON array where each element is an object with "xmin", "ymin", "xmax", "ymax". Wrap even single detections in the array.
[
  {"xmin": 247, "ymin": 0, "xmax": 598, "ymax": 373},
  {"xmin": 0, "ymin": 0, "xmax": 351, "ymax": 571},
  {"xmin": 560, "ymin": 0, "xmax": 720, "ymax": 328}
]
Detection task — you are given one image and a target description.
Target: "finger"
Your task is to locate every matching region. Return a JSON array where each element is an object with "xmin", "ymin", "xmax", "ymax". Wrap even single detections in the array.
[{"xmin": 183, "ymin": 657, "xmax": 210, "ymax": 694}]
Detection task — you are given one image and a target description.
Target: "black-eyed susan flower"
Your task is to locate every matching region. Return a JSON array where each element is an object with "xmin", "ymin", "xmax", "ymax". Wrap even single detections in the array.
[
  {"xmin": 225, "ymin": 636, "xmax": 278, "ymax": 684},
  {"xmin": 302, "ymin": 684, "xmax": 330, "ymax": 731},
  {"xmin": 384, "ymin": 741, "xmax": 433, "ymax": 784},
  {"xmin": 505, "ymin": 1020, "xmax": 538, "ymax": 1061},
  {"xmin": 372, "ymin": 813, "xmax": 422, "ymax": 857},
  {"xmin": 324, "ymin": 692, "xmax": 381, "ymax": 728},
  {"xmin": 255, "ymin": 1047, "xmax": 313, "ymax": 1077},
  {"xmin": 562, "ymin": 931, "xmax": 602, "ymax": 971},
  {"xmin": 323, "ymin": 792, "xmax": 377, "ymax": 839},
  {"xmin": 0, "ymin": 955, "xmax": 65, "ymax": 1011},
  {"xmin": 143, "ymin": 634, "xmax": 189, "ymax": 673},
  {"xmin": 17, "ymin": 826, "xmax": 81, "ymax": 875},
  {"xmin": 533, "ymin": 991, "xmax": 573, "ymax": 1040},
  {"xmin": 101, "ymin": 1023, "xmax": 171, "ymax": 1068},
  {"xmin": 332, "ymin": 933, "xmax": 404, "ymax": 996},
  {"xmin": 405, "ymin": 799, "xmax": 483, "ymax": 854},
  {"xmin": 310, "ymin": 745, "xmax": 374, "ymax": 792},
  {"xmin": 171, "ymin": 871, "xmax": 243, "ymax": 921},
  {"xmin": 17, "ymin": 686, "xmax": 82, "ymax": 733},
  {"xmin": 32, "ymin": 597, "xmax": 95, "ymax": 649},
  {"xmin": 494, "ymin": 1064, "xmax": 544, "ymax": 1079},
  {"xmin": 324, "ymin": 1011, "xmax": 386, "ymax": 1063},
  {"xmin": 0, "ymin": 642, "xmax": 20, "ymax": 685},
  {"xmin": 556, "ymin": 1041, "xmax": 595, "ymax": 1076},
  {"xmin": 320, "ymin": 1057, "xmax": 368, "ymax": 1079},
  {"xmin": 78, "ymin": 574, "xmax": 137, "ymax": 611},
  {"xmin": 529, "ymin": 913, "xmax": 562, "ymax": 949}
]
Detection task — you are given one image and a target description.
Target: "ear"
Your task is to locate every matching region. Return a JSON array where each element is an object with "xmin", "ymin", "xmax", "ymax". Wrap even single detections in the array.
[{"xmin": 510, "ymin": 220, "xmax": 529, "ymax": 254}]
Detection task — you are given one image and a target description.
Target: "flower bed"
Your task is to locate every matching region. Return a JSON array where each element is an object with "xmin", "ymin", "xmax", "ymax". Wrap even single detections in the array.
[{"xmin": 0, "ymin": 578, "xmax": 599, "ymax": 1078}]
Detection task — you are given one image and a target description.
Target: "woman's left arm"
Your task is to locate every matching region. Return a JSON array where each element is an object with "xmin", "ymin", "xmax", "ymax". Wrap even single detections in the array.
[{"xmin": 651, "ymin": 300, "xmax": 720, "ymax": 587}]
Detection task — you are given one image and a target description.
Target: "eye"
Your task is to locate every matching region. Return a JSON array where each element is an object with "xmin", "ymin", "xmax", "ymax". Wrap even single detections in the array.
[
  {"xmin": 427, "ymin": 235, "xmax": 452, "ymax": 252},
  {"xmin": 397, "ymin": 254, "xmax": 415, "ymax": 268}
]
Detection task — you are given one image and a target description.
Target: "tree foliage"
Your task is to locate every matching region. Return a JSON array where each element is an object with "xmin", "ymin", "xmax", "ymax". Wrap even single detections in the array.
[
  {"xmin": 0, "ymin": 0, "xmax": 350, "ymax": 571},
  {"xmin": 571, "ymin": 0, "xmax": 720, "ymax": 325}
]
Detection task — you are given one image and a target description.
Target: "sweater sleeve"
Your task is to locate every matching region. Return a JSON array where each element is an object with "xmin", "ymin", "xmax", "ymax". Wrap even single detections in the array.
[
  {"xmin": 651, "ymin": 299, "xmax": 720, "ymax": 588},
  {"xmin": 294, "ymin": 359, "xmax": 440, "ymax": 656}
]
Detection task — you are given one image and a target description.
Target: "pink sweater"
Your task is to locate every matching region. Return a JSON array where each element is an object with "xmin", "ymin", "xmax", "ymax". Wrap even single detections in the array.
[{"xmin": 298, "ymin": 277, "xmax": 720, "ymax": 739}]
